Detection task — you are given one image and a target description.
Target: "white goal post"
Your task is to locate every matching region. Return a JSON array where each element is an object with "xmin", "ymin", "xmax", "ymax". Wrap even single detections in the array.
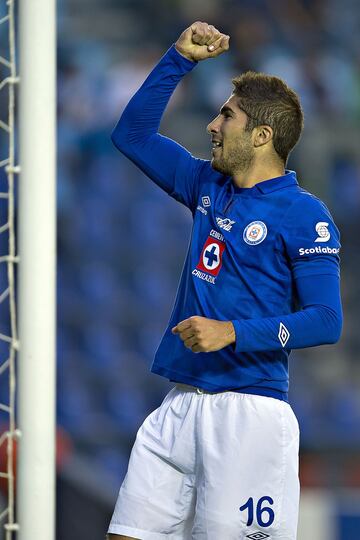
[{"xmin": 17, "ymin": 0, "xmax": 56, "ymax": 539}]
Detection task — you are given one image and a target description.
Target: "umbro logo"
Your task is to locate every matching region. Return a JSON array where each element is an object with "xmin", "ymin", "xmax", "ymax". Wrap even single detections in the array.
[
  {"xmin": 278, "ymin": 322, "xmax": 290, "ymax": 347},
  {"xmin": 197, "ymin": 195, "xmax": 211, "ymax": 216},
  {"xmin": 202, "ymin": 195, "xmax": 211, "ymax": 207},
  {"xmin": 246, "ymin": 532, "xmax": 270, "ymax": 539}
]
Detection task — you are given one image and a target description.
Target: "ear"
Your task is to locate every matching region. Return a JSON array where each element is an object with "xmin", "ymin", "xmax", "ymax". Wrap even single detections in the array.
[{"xmin": 253, "ymin": 125, "xmax": 273, "ymax": 148}]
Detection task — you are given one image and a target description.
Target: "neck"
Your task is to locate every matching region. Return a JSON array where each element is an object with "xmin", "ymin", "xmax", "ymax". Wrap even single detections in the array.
[{"xmin": 232, "ymin": 160, "xmax": 285, "ymax": 189}]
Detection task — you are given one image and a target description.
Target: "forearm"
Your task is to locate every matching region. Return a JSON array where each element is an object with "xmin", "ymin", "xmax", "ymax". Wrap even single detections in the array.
[
  {"xmin": 111, "ymin": 45, "xmax": 196, "ymax": 151},
  {"xmin": 110, "ymin": 23, "xmax": 229, "ymax": 208},
  {"xmin": 231, "ymin": 273, "xmax": 342, "ymax": 353},
  {"xmin": 231, "ymin": 304, "xmax": 342, "ymax": 353},
  {"xmin": 110, "ymin": 45, "xmax": 204, "ymax": 206}
]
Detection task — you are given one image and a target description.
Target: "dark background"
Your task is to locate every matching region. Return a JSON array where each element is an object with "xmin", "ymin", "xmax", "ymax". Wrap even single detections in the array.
[{"xmin": 1, "ymin": 0, "xmax": 360, "ymax": 538}]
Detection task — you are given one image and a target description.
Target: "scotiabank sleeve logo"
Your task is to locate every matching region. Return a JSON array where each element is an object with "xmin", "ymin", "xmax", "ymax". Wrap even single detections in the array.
[{"xmin": 196, "ymin": 236, "xmax": 226, "ymax": 277}]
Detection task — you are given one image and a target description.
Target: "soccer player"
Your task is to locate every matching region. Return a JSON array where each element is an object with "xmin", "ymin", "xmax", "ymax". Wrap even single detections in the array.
[{"xmin": 107, "ymin": 21, "xmax": 342, "ymax": 540}]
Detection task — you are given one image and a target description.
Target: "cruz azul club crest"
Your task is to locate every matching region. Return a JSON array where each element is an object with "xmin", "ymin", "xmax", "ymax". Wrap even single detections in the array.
[{"xmin": 243, "ymin": 221, "xmax": 267, "ymax": 245}]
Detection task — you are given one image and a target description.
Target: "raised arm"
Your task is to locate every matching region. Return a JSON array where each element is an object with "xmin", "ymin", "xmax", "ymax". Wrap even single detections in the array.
[{"xmin": 111, "ymin": 22, "xmax": 230, "ymax": 211}]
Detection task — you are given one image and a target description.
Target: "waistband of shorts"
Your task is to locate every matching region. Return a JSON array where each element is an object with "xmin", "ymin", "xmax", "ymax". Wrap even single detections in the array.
[{"xmin": 174, "ymin": 383, "xmax": 288, "ymax": 402}]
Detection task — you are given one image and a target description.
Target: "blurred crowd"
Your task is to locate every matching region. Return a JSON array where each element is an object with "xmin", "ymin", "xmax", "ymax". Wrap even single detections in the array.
[{"xmin": 1, "ymin": 0, "xmax": 360, "ymax": 493}]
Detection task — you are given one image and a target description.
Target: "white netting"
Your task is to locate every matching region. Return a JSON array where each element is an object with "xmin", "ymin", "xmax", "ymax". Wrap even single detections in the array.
[{"xmin": 0, "ymin": 0, "xmax": 19, "ymax": 538}]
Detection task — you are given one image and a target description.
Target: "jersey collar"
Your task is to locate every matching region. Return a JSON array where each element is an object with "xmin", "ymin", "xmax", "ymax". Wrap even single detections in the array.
[{"xmin": 231, "ymin": 170, "xmax": 298, "ymax": 195}]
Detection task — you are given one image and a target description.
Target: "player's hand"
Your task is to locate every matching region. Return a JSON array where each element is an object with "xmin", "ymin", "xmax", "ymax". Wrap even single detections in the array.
[
  {"xmin": 175, "ymin": 22, "xmax": 230, "ymax": 62},
  {"xmin": 171, "ymin": 316, "xmax": 235, "ymax": 353}
]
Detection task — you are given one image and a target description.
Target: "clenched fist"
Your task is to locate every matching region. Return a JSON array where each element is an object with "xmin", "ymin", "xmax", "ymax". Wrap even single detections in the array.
[
  {"xmin": 172, "ymin": 315, "xmax": 235, "ymax": 353},
  {"xmin": 175, "ymin": 21, "xmax": 230, "ymax": 62}
]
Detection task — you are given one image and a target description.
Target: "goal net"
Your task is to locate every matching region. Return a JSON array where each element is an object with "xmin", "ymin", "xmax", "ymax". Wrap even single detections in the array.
[{"xmin": 0, "ymin": 1, "xmax": 19, "ymax": 538}]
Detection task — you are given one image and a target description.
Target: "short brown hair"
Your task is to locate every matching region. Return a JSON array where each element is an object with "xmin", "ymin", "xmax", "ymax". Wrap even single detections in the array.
[{"xmin": 232, "ymin": 71, "xmax": 304, "ymax": 164}]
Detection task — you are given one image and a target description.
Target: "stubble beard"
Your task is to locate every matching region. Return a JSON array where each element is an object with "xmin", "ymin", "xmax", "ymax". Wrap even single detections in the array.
[{"xmin": 211, "ymin": 134, "xmax": 255, "ymax": 177}]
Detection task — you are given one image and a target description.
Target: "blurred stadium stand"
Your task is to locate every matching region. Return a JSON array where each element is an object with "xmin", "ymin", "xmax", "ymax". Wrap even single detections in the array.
[{"xmin": 1, "ymin": 0, "xmax": 360, "ymax": 538}]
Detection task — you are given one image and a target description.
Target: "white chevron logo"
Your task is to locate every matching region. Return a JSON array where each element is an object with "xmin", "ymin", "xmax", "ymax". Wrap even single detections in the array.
[{"xmin": 278, "ymin": 322, "xmax": 290, "ymax": 347}]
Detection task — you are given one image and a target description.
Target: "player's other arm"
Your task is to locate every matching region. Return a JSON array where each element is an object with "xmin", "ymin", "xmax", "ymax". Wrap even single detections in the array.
[
  {"xmin": 230, "ymin": 272, "xmax": 342, "ymax": 353},
  {"xmin": 172, "ymin": 271, "xmax": 342, "ymax": 353},
  {"xmin": 172, "ymin": 196, "xmax": 343, "ymax": 353},
  {"xmin": 111, "ymin": 22, "xmax": 229, "ymax": 210}
]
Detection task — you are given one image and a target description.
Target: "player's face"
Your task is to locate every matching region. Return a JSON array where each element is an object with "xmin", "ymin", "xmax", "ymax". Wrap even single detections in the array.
[{"xmin": 206, "ymin": 94, "xmax": 255, "ymax": 176}]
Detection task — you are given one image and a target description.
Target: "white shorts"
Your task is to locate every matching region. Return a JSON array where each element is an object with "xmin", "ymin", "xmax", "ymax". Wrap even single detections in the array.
[{"xmin": 108, "ymin": 384, "xmax": 300, "ymax": 539}]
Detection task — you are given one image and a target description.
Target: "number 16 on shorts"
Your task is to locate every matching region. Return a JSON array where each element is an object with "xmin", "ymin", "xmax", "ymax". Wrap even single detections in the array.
[{"xmin": 239, "ymin": 496, "xmax": 275, "ymax": 528}]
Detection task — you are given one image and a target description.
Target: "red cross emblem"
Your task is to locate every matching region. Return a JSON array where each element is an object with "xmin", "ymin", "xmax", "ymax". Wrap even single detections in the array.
[{"xmin": 196, "ymin": 236, "xmax": 226, "ymax": 276}]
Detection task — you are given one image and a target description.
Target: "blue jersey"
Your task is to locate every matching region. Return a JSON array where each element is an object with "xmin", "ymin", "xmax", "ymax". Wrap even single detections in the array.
[{"xmin": 112, "ymin": 45, "xmax": 342, "ymax": 401}]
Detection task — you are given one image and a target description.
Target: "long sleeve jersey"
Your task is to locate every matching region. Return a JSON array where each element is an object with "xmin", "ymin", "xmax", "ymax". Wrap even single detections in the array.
[{"xmin": 111, "ymin": 44, "xmax": 343, "ymax": 401}]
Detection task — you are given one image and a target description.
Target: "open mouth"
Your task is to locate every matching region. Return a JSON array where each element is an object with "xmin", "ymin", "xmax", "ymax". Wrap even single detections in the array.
[{"xmin": 212, "ymin": 142, "xmax": 222, "ymax": 154}]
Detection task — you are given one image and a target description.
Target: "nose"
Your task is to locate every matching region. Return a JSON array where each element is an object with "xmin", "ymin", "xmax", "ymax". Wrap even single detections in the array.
[{"xmin": 207, "ymin": 116, "xmax": 220, "ymax": 134}]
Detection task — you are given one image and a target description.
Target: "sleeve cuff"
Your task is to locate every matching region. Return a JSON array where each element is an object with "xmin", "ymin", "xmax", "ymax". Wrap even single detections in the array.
[
  {"xmin": 231, "ymin": 319, "xmax": 243, "ymax": 353},
  {"xmin": 168, "ymin": 43, "xmax": 198, "ymax": 70}
]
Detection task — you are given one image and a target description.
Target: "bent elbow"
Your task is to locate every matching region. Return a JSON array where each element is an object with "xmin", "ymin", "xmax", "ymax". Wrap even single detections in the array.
[
  {"xmin": 327, "ymin": 313, "xmax": 343, "ymax": 344},
  {"xmin": 111, "ymin": 124, "xmax": 127, "ymax": 152}
]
